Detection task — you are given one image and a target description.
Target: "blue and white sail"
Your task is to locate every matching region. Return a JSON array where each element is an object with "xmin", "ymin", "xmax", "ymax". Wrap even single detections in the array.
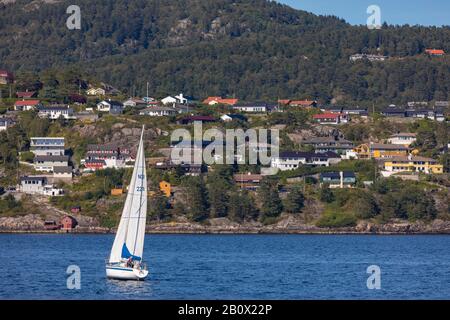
[{"xmin": 109, "ymin": 127, "xmax": 147, "ymax": 264}]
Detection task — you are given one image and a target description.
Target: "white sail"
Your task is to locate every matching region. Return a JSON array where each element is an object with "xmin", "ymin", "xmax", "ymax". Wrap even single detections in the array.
[{"xmin": 109, "ymin": 127, "xmax": 147, "ymax": 263}]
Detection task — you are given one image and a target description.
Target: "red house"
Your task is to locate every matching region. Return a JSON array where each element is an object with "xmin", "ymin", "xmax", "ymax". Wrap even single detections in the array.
[
  {"xmin": 84, "ymin": 159, "xmax": 106, "ymax": 171},
  {"xmin": 60, "ymin": 216, "xmax": 78, "ymax": 230},
  {"xmin": 425, "ymin": 49, "xmax": 445, "ymax": 56}
]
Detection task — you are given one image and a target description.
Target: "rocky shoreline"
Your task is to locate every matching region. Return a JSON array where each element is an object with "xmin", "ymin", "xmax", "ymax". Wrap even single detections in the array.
[{"xmin": 1, "ymin": 214, "xmax": 450, "ymax": 235}]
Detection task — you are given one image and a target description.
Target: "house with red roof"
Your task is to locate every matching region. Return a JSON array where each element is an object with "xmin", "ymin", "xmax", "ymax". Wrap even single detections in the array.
[
  {"xmin": 16, "ymin": 91, "xmax": 37, "ymax": 99},
  {"xmin": 14, "ymin": 100, "xmax": 42, "ymax": 111},
  {"xmin": 203, "ymin": 97, "xmax": 239, "ymax": 106},
  {"xmin": 0, "ymin": 70, "xmax": 14, "ymax": 85},
  {"xmin": 277, "ymin": 99, "xmax": 291, "ymax": 106},
  {"xmin": 425, "ymin": 49, "xmax": 445, "ymax": 56},
  {"xmin": 313, "ymin": 113, "xmax": 348, "ymax": 125}
]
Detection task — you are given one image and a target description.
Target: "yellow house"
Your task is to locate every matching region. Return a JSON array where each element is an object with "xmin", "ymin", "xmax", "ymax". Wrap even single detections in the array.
[
  {"xmin": 370, "ymin": 143, "xmax": 409, "ymax": 159},
  {"xmin": 384, "ymin": 156, "xmax": 444, "ymax": 174},
  {"xmin": 111, "ymin": 188, "xmax": 124, "ymax": 196},
  {"xmin": 159, "ymin": 181, "xmax": 172, "ymax": 198}
]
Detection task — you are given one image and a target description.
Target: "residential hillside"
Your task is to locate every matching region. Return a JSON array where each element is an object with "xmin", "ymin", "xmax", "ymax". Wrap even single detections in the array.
[
  {"xmin": 0, "ymin": 0, "xmax": 450, "ymax": 104},
  {"xmin": 0, "ymin": 96, "xmax": 448, "ymax": 232}
]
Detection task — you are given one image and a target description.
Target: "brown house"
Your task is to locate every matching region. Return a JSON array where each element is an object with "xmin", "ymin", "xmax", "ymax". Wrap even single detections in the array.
[{"xmin": 233, "ymin": 173, "xmax": 263, "ymax": 190}]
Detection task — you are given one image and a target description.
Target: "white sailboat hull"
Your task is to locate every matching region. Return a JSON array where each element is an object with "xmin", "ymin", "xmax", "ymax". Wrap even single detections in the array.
[{"xmin": 106, "ymin": 265, "xmax": 149, "ymax": 281}]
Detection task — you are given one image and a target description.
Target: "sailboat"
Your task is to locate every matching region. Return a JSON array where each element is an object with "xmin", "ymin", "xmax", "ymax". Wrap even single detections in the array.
[{"xmin": 106, "ymin": 126, "xmax": 149, "ymax": 281}]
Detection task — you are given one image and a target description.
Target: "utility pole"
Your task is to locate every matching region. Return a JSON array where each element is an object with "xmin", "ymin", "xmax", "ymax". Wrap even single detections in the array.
[{"xmin": 146, "ymin": 82, "xmax": 149, "ymax": 99}]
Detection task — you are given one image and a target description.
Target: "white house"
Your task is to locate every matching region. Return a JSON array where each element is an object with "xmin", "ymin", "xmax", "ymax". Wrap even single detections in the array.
[
  {"xmin": 53, "ymin": 166, "xmax": 73, "ymax": 182},
  {"xmin": 97, "ymin": 100, "xmax": 124, "ymax": 113},
  {"xmin": 233, "ymin": 103, "xmax": 276, "ymax": 113},
  {"xmin": 20, "ymin": 176, "xmax": 64, "ymax": 196},
  {"xmin": 86, "ymin": 88, "xmax": 106, "ymax": 96},
  {"xmin": 38, "ymin": 106, "xmax": 75, "ymax": 120},
  {"xmin": 30, "ymin": 137, "xmax": 65, "ymax": 156},
  {"xmin": 123, "ymin": 98, "xmax": 147, "ymax": 108},
  {"xmin": 14, "ymin": 100, "xmax": 42, "ymax": 111},
  {"xmin": 271, "ymin": 151, "xmax": 340, "ymax": 171},
  {"xmin": 161, "ymin": 93, "xmax": 190, "ymax": 105},
  {"xmin": 161, "ymin": 96, "xmax": 177, "ymax": 105},
  {"xmin": 140, "ymin": 106, "xmax": 177, "ymax": 117},
  {"xmin": 34, "ymin": 155, "xmax": 69, "ymax": 172},
  {"xmin": 387, "ymin": 133, "xmax": 417, "ymax": 146}
]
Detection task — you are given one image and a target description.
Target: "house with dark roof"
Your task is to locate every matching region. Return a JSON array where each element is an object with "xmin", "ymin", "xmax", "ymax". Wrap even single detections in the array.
[
  {"xmin": 380, "ymin": 107, "xmax": 406, "ymax": 118},
  {"xmin": 53, "ymin": 166, "xmax": 73, "ymax": 181},
  {"xmin": 220, "ymin": 114, "xmax": 248, "ymax": 122},
  {"xmin": 289, "ymin": 100, "xmax": 317, "ymax": 108},
  {"xmin": 320, "ymin": 171, "xmax": 356, "ymax": 188},
  {"xmin": 233, "ymin": 102, "xmax": 276, "ymax": 113},
  {"xmin": 0, "ymin": 118, "xmax": 15, "ymax": 131},
  {"xmin": 140, "ymin": 106, "xmax": 177, "ymax": 117},
  {"xmin": 178, "ymin": 116, "xmax": 216, "ymax": 125},
  {"xmin": 97, "ymin": 100, "xmax": 124, "ymax": 113},
  {"xmin": 302, "ymin": 136, "xmax": 354, "ymax": 155},
  {"xmin": 321, "ymin": 106, "xmax": 368, "ymax": 116},
  {"xmin": 30, "ymin": 137, "xmax": 65, "ymax": 156},
  {"xmin": 33, "ymin": 155, "xmax": 69, "ymax": 172}
]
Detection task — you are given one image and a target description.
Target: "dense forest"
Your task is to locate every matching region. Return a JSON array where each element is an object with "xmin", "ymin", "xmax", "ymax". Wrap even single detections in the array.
[{"xmin": 1, "ymin": 0, "xmax": 450, "ymax": 105}]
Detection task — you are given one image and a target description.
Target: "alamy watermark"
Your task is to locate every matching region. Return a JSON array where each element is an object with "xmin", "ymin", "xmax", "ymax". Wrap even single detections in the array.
[
  {"xmin": 367, "ymin": 5, "xmax": 382, "ymax": 30},
  {"xmin": 366, "ymin": 265, "xmax": 381, "ymax": 290},
  {"xmin": 171, "ymin": 121, "xmax": 279, "ymax": 166},
  {"xmin": 67, "ymin": 265, "xmax": 81, "ymax": 290},
  {"xmin": 66, "ymin": 5, "xmax": 81, "ymax": 30}
]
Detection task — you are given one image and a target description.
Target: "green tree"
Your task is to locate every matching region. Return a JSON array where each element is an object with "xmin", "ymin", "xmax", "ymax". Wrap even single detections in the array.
[
  {"xmin": 283, "ymin": 185, "xmax": 305, "ymax": 214},
  {"xmin": 228, "ymin": 190, "xmax": 258, "ymax": 222},
  {"xmin": 180, "ymin": 176, "xmax": 209, "ymax": 222},
  {"xmin": 148, "ymin": 192, "xmax": 170, "ymax": 221},
  {"xmin": 258, "ymin": 177, "xmax": 283, "ymax": 219},
  {"xmin": 319, "ymin": 184, "xmax": 335, "ymax": 203}
]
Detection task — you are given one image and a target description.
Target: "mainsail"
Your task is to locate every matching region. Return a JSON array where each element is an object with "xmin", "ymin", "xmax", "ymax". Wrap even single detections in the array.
[{"xmin": 109, "ymin": 127, "xmax": 147, "ymax": 263}]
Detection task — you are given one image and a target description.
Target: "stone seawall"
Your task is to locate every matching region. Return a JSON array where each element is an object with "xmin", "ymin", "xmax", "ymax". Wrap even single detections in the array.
[{"xmin": 1, "ymin": 215, "xmax": 450, "ymax": 234}]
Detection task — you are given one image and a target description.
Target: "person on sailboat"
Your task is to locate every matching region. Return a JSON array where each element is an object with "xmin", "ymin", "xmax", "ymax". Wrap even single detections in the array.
[{"xmin": 126, "ymin": 257, "xmax": 133, "ymax": 268}]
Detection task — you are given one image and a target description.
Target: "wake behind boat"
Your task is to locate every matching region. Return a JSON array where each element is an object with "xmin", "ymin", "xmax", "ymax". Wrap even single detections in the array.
[{"xmin": 106, "ymin": 126, "xmax": 149, "ymax": 281}]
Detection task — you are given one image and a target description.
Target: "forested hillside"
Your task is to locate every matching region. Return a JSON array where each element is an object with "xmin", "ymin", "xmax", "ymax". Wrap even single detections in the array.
[{"xmin": 1, "ymin": 0, "xmax": 450, "ymax": 104}]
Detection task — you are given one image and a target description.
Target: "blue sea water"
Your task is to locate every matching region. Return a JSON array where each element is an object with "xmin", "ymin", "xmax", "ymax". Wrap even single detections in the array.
[{"xmin": 0, "ymin": 234, "xmax": 449, "ymax": 300}]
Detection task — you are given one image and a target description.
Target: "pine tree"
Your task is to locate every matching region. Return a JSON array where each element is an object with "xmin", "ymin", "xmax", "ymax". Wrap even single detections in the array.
[{"xmin": 284, "ymin": 186, "xmax": 305, "ymax": 214}]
